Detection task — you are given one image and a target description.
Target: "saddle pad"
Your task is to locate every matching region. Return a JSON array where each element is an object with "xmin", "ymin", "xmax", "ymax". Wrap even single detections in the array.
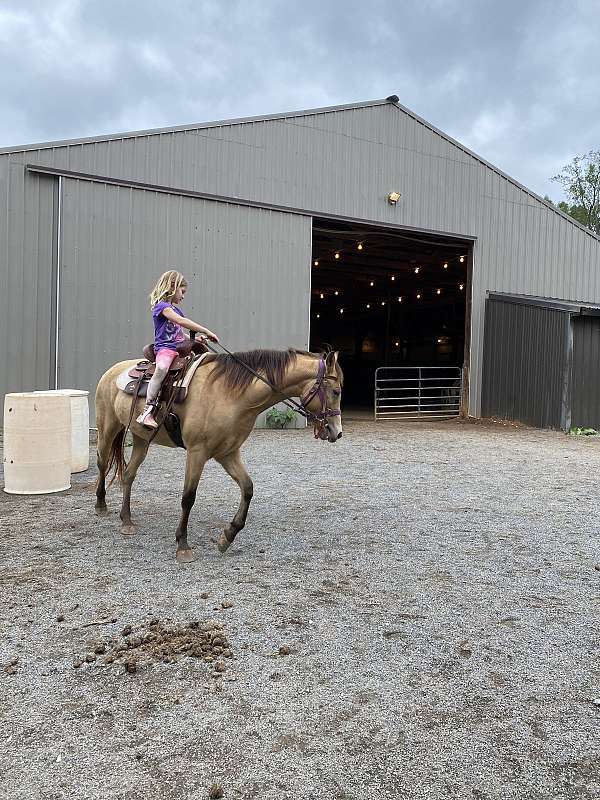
[{"xmin": 116, "ymin": 352, "xmax": 211, "ymax": 401}]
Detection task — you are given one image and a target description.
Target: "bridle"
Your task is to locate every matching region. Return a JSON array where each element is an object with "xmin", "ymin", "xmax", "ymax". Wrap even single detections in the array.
[{"xmin": 300, "ymin": 357, "xmax": 342, "ymax": 439}]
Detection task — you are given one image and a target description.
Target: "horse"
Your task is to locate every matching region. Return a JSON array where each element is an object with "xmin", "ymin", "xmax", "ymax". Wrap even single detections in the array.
[{"xmin": 94, "ymin": 348, "xmax": 343, "ymax": 562}]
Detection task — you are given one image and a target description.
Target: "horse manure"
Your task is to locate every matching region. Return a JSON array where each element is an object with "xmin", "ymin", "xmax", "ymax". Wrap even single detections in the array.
[
  {"xmin": 56, "ymin": 614, "xmax": 65, "ymax": 622},
  {"xmin": 125, "ymin": 659, "xmax": 137, "ymax": 674},
  {"xmin": 72, "ymin": 659, "xmax": 83, "ymax": 669},
  {"xmin": 104, "ymin": 655, "xmax": 115, "ymax": 665},
  {"xmin": 278, "ymin": 645, "xmax": 292, "ymax": 656},
  {"xmin": 208, "ymin": 783, "xmax": 224, "ymax": 799},
  {"xmin": 200, "ymin": 592, "xmax": 209, "ymax": 599},
  {"xmin": 221, "ymin": 600, "xmax": 234, "ymax": 609},
  {"xmin": 214, "ymin": 660, "xmax": 226, "ymax": 673},
  {"xmin": 222, "ymin": 649, "xmax": 233, "ymax": 658},
  {"xmin": 4, "ymin": 665, "xmax": 18, "ymax": 675},
  {"xmin": 121, "ymin": 625, "xmax": 133, "ymax": 636},
  {"xmin": 85, "ymin": 653, "xmax": 96, "ymax": 663},
  {"xmin": 94, "ymin": 643, "xmax": 107, "ymax": 655}
]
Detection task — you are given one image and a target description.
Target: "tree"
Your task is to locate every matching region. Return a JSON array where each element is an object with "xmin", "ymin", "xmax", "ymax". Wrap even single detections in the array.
[{"xmin": 551, "ymin": 151, "xmax": 600, "ymax": 235}]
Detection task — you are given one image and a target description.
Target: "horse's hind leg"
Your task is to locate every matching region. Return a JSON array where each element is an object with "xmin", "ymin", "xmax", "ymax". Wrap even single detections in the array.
[
  {"xmin": 120, "ymin": 433, "xmax": 150, "ymax": 534},
  {"xmin": 95, "ymin": 420, "xmax": 123, "ymax": 515},
  {"xmin": 216, "ymin": 450, "xmax": 254, "ymax": 553},
  {"xmin": 175, "ymin": 448, "xmax": 207, "ymax": 563}
]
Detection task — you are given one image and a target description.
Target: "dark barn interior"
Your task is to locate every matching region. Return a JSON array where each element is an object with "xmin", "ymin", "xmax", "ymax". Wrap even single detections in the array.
[{"xmin": 309, "ymin": 219, "xmax": 471, "ymax": 411}]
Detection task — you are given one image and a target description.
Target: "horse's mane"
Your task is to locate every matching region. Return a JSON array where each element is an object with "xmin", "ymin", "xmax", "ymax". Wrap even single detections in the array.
[{"xmin": 207, "ymin": 348, "xmax": 319, "ymax": 394}]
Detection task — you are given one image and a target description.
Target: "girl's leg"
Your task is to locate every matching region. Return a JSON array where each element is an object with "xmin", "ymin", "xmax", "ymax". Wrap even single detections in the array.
[{"xmin": 137, "ymin": 349, "xmax": 177, "ymax": 427}]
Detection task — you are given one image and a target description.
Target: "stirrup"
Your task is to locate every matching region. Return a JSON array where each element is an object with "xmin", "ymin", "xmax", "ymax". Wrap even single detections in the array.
[{"xmin": 136, "ymin": 405, "xmax": 158, "ymax": 429}]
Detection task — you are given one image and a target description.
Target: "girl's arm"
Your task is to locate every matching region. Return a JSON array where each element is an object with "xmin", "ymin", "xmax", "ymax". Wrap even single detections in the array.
[{"xmin": 162, "ymin": 306, "xmax": 219, "ymax": 342}]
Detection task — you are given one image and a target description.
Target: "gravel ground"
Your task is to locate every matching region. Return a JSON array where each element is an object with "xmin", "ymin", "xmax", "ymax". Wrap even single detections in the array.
[{"xmin": 1, "ymin": 417, "xmax": 599, "ymax": 800}]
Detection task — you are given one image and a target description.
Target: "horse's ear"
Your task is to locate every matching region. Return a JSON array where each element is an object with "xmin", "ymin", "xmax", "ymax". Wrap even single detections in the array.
[{"xmin": 325, "ymin": 351, "xmax": 339, "ymax": 370}]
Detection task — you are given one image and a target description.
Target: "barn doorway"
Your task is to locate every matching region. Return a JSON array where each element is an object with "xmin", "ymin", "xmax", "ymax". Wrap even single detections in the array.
[{"xmin": 309, "ymin": 218, "xmax": 473, "ymax": 418}]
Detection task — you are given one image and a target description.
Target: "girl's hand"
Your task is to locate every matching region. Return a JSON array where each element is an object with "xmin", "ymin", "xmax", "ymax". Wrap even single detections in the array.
[{"xmin": 205, "ymin": 330, "xmax": 219, "ymax": 343}]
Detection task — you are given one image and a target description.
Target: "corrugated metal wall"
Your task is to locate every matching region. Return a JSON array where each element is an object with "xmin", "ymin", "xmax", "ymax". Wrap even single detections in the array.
[
  {"xmin": 0, "ymin": 157, "xmax": 57, "ymax": 402},
  {"xmin": 570, "ymin": 317, "xmax": 600, "ymax": 429},
  {"xmin": 481, "ymin": 298, "xmax": 570, "ymax": 429},
  {"xmin": 3, "ymin": 101, "xmax": 600, "ymax": 414},
  {"xmin": 56, "ymin": 179, "xmax": 311, "ymax": 423}
]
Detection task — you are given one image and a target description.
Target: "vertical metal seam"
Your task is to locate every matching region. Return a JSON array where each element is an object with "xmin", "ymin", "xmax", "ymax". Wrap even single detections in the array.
[{"xmin": 54, "ymin": 174, "xmax": 62, "ymax": 389}]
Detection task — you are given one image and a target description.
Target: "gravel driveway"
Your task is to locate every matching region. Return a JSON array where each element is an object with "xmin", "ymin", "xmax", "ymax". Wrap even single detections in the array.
[{"xmin": 1, "ymin": 418, "xmax": 599, "ymax": 800}]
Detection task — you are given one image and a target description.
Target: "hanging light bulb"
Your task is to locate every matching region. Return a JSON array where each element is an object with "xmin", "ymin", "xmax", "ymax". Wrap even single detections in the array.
[
  {"xmin": 334, "ymin": 290, "xmax": 339, "ymax": 296},
  {"xmin": 395, "ymin": 341, "xmax": 400, "ymax": 347},
  {"xmin": 314, "ymin": 260, "xmax": 319, "ymax": 267},
  {"xmin": 381, "ymin": 301, "xmax": 386, "ymax": 306},
  {"xmin": 436, "ymin": 288, "xmax": 441, "ymax": 295},
  {"xmin": 459, "ymin": 255, "xmax": 465, "ymax": 263},
  {"xmin": 357, "ymin": 242, "xmax": 363, "ymax": 251},
  {"xmin": 335, "ymin": 252, "xmax": 341, "ymax": 260},
  {"xmin": 320, "ymin": 293, "xmax": 324, "ymax": 299},
  {"xmin": 459, "ymin": 284, "xmax": 464, "ymax": 290},
  {"xmin": 416, "ymin": 293, "xmax": 421, "ymax": 299},
  {"xmin": 340, "ymin": 308, "xmax": 344, "ymax": 314},
  {"xmin": 370, "ymin": 281, "xmax": 374, "ymax": 287},
  {"xmin": 366, "ymin": 303, "xmax": 371, "ymax": 309},
  {"xmin": 316, "ymin": 313, "xmax": 320, "ymax": 319},
  {"xmin": 443, "ymin": 262, "xmax": 448, "ymax": 269},
  {"xmin": 414, "ymin": 266, "xmax": 420, "ymax": 274},
  {"xmin": 398, "ymin": 296, "xmax": 402, "ymax": 302},
  {"xmin": 391, "ymin": 275, "xmax": 395, "ymax": 281}
]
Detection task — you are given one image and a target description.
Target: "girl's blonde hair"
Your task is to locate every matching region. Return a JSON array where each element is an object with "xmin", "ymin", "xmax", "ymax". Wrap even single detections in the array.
[{"xmin": 149, "ymin": 270, "xmax": 187, "ymax": 308}]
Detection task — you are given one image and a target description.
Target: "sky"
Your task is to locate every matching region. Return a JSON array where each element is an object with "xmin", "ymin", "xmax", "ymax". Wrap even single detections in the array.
[{"xmin": 1, "ymin": 0, "xmax": 599, "ymax": 201}]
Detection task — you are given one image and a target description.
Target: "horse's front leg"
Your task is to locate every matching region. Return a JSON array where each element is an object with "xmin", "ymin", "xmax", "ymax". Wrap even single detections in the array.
[
  {"xmin": 119, "ymin": 433, "xmax": 149, "ymax": 534},
  {"xmin": 175, "ymin": 448, "xmax": 207, "ymax": 563},
  {"xmin": 216, "ymin": 449, "xmax": 254, "ymax": 552}
]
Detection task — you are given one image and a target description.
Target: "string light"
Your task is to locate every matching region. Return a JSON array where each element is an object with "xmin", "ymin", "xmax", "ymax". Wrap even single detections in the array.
[
  {"xmin": 459, "ymin": 284, "xmax": 464, "ymax": 290},
  {"xmin": 381, "ymin": 301, "xmax": 386, "ymax": 306},
  {"xmin": 357, "ymin": 242, "xmax": 363, "ymax": 251},
  {"xmin": 395, "ymin": 341, "xmax": 400, "ymax": 347},
  {"xmin": 316, "ymin": 313, "xmax": 320, "ymax": 319},
  {"xmin": 339, "ymin": 308, "xmax": 344, "ymax": 314},
  {"xmin": 443, "ymin": 262, "xmax": 448, "ymax": 269},
  {"xmin": 436, "ymin": 288, "xmax": 442, "ymax": 295},
  {"xmin": 335, "ymin": 252, "xmax": 341, "ymax": 260},
  {"xmin": 366, "ymin": 303, "xmax": 370, "ymax": 309},
  {"xmin": 416, "ymin": 293, "xmax": 421, "ymax": 299},
  {"xmin": 437, "ymin": 338, "xmax": 443, "ymax": 344},
  {"xmin": 414, "ymin": 266, "xmax": 420, "ymax": 274},
  {"xmin": 320, "ymin": 293, "xmax": 324, "ymax": 299},
  {"xmin": 334, "ymin": 290, "xmax": 339, "ymax": 296},
  {"xmin": 314, "ymin": 260, "xmax": 319, "ymax": 267},
  {"xmin": 459, "ymin": 255, "xmax": 465, "ymax": 263},
  {"xmin": 391, "ymin": 276, "xmax": 395, "ymax": 281},
  {"xmin": 398, "ymin": 296, "xmax": 402, "ymax": 302},
  {"xmin": 370, "ymin": 281, "xmax": 374, "ymax": 287}
]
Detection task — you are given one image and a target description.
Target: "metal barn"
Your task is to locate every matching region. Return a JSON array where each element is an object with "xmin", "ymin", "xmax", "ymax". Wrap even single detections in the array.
[{"xmin": 2, "ymin": 96, "xmax": 600, "ymax": 425}]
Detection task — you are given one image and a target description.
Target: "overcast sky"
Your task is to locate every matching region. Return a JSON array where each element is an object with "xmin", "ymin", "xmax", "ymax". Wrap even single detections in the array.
[{"xmin": 1, "ymin": 0, "xmax": 599, "ymax": 200}]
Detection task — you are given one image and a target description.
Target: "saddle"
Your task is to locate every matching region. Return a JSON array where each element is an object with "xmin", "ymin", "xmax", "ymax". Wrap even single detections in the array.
[{"xmin": 124, "ymin": 338, "xmax": 209, "ymax": 404}]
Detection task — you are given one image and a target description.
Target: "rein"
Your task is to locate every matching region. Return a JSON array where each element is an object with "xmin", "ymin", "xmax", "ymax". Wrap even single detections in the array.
[{"xmin": 204, "ymin": 341, "xmax": 340, "ymax": 438}]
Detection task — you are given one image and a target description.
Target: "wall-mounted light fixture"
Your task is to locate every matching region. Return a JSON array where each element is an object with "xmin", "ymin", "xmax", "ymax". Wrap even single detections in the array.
[{"xmin": 387, "ymin": 191, "xmax": 401, "ymax": 205}]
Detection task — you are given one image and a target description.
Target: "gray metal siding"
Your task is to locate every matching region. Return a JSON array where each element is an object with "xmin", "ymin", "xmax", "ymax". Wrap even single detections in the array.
[
  {"xmin": 571, "ymin": 317, "xmax": 600, "ymax": 429},
  {"xmin": 481, "ymin": 299, "xmax": 569, "ymax": 429},
  {"xmin": 0, "ymin": 155, "xmax": 56, "ymax": 403},
  {"xmin": 57, "ymin": 179, "xmax": 311, "ymax": 422},
  {"xmin": 3, "ymin": 103, "xmax": 600, "ymax": 415}
]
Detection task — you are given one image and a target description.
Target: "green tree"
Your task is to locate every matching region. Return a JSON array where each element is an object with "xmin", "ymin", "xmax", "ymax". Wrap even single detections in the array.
[{"xmin": 551, "ymin": 151, "xmax": 600, "ymax": 235}]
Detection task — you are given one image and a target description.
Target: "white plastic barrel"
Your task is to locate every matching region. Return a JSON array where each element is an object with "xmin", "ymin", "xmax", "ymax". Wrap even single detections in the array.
[
  {"xmin": 34, "ymin": 390, "xmax": 90, "ymax": 472},
  {"xmin": 3, "ymin": 392, "xmax": 71, "ymax": 494}
]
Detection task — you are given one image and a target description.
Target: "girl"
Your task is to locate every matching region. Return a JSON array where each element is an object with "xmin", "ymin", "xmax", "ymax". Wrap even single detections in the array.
[{"xmin": 137, "ymin": 270, "xmax": 220, "ymax": 429}]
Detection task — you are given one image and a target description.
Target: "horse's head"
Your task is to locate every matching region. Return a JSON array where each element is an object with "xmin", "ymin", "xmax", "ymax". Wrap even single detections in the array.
[{"xmin": 302, "ymin": 350, "xmax": 343, "ymax": 443}]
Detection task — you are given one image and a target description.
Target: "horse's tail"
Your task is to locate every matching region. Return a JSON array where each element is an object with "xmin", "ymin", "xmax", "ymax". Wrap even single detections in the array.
[{"xmin": 106, "ymin": 428, "xmax": 126, "ymax": 487}]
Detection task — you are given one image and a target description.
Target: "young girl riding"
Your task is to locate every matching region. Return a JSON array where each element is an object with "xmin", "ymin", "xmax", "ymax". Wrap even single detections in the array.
[{"xmin": 137, "ymin": 270, "xmax": 220, "ymax": 429}]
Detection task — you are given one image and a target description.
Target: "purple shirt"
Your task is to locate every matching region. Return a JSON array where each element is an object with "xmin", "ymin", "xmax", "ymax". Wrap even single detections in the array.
[{"xmin": 153, "ymin": 301, "xmax": 186, "ymax": 351}]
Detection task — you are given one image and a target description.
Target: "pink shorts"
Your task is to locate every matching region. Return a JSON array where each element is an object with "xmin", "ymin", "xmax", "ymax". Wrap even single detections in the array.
[{"xmin": 155, "ymin": 348, "xmax": 179, "ymax": 370}]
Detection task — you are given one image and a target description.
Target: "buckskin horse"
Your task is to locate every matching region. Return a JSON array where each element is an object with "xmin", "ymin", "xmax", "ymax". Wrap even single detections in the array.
[{"xmin": 94, "ymin": 348, "xmax": 343, "ymax": 562}]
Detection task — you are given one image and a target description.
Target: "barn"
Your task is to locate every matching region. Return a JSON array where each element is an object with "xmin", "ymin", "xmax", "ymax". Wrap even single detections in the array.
[{"xmin": 2, "ymin": 95, "xmax": 600, "ymax": 427}]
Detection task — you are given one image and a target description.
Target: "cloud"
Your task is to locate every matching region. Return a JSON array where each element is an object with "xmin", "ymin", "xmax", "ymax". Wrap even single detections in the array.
[{"xmin": 1, "ymin": 0, "xmax": 599, "ymax": 201}]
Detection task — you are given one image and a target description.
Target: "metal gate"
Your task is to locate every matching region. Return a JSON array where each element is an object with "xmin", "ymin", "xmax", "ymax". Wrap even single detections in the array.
[{"xmin": 374, "ymin": 367, "xmax": 463, "ymax": 421}]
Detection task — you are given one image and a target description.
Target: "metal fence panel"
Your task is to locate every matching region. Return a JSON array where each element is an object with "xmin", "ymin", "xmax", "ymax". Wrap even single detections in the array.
[{"xmin": 375, "ymin": 366, "xmax": 462, "ymax": 420}]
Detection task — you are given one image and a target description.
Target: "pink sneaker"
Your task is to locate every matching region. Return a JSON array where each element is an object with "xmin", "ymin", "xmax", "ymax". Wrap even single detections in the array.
[{"xmin": 136, "ymin": 406, "xmax": 158, "ymax": 429}]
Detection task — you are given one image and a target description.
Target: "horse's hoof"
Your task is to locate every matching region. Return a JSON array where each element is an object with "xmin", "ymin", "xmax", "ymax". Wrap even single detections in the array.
[
  {"xmin": 121, "ymin": 523, "xmax": 136, "ymax": 536},
  {"xmin": 95, "ymin": 504, "xmax": 108, "ymax": 516},
  {"xmin": 217, "ymin": 533, "xmax": 232, "ymax": 553},
  {"xmin": 176, "ymin": 548, "xmax": 196, "ymax": 563}
]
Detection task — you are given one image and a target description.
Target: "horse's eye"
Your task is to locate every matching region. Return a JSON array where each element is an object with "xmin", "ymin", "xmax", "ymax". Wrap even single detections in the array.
[{"xmin": 332, "ymin": 389, "xmax": 341, "ymax": 396}]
